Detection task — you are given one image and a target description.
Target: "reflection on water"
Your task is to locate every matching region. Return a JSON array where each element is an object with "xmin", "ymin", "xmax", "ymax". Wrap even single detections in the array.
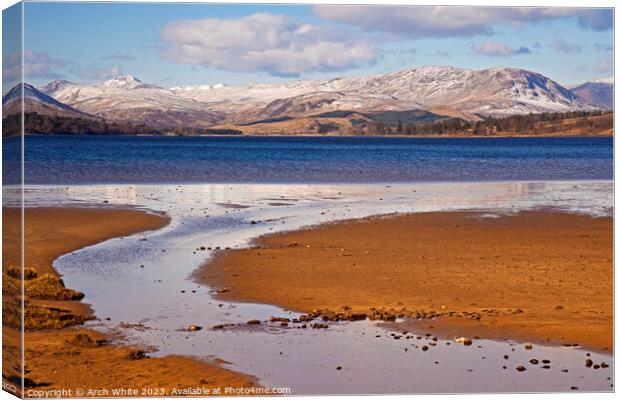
[{"xmin": 12, "ymin": 181, "xmax": 614, "ymax": 394}]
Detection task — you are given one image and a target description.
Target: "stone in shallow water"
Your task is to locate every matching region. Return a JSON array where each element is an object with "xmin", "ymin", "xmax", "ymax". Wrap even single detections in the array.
[{"xmin": 454, "ymin": 337, "xmax": 473, "ymax": 346}]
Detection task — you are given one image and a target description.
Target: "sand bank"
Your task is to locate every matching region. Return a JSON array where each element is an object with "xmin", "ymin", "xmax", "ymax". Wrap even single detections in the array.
[
  {"xmin": 2, "ymin": 207, "xmax": 257, "ymax": 396},
  {"xmin": 201, "ymin": 211, "xmax": 612, "ymax": 351}
]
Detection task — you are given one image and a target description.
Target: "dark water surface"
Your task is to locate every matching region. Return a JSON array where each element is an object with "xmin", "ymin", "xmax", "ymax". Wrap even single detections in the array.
[{"xmin": 3, "ymin": 135, "xmax": 613, "ymax": 184}]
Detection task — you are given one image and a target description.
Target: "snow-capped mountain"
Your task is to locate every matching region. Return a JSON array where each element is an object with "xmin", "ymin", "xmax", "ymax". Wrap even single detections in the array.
[
  {"xmin": 162, "ymin": 66, "xmax": 595, "ymax": 118},
  {"xmin": 170, "ymin": 83, "xmax": 226, "ymax": 92},
  {"xmin": 101, "ymin": 74, "xmax": 161, "ymax": 90},
  {"xmin": 569, "ymin": 77, "xmax": 613, "ymax": 110},
  {"xmin": 2, "ymin": 83, "xmax": 98, "ymax": 119},
  {"xmin": 587, "ymin": 77, "xmax": 614, "ymax": 85},
  {"xmin": 41, "ymin": 75, "xmax": 223, "ymax": 127},
  {"xmin": 37, "ymin": 66, "xmax": 597, "ymax": 128}
]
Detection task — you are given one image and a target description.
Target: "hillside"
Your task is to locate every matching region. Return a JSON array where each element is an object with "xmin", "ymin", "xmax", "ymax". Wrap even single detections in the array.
[
  {"xmin": 41, "ymin": 76, "xmax": 223, "ymax": 128},
  {"xmin": 38, "ymin": 66, "xmax": 598, "ymax": 130},
  {"xmin": 2, "ymin": 83, "xmax": 98, "ymax": 120},
  {"xmin": 168, "ymin": 66, "xmax": 592, "ymax": 119},
  {"xmin": 3, "ymin": 65, "xmax": 613, "ymax": 137},
  {"xmin": 403, "ymin": 111, "xmax": 613, "ymax": 137},
  {"xmin": 211, "ymin": 111, "xmax": 612, "ymax": 137},
  {"xmin": 569, "ymin": 80, "xmax": 613, "ymax": 110}
]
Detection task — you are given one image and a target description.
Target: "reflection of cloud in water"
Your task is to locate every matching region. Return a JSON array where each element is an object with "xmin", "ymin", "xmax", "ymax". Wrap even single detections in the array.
[{"xmin": 7, "ymin": 180, "xmax": 614, "ymax": 218}]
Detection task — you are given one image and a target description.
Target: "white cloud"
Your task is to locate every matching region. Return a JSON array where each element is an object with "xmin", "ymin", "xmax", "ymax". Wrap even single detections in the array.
[
  {"xmin": 161, "ymin": 13, "xmax": 376, "ymax": 77},
  {"xmin": 472, "ymin": 41, "xmax": 531, "ymax": 57},
  {"xmin": 313, "ymin": 6, "xmax": 613, "ymax": 37},
  {"xmin": 549, "ymin": 37, "xmax": 582, "ymax": 53},
  {"xmin": 3, "ymin": 49, "xmax": 67, "ymax": 83}
]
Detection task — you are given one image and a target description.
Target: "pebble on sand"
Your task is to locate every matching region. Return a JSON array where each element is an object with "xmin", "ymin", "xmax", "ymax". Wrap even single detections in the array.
[{"xmin": 453, "ymin": 337, "xmax": 473, "ymax": 346}]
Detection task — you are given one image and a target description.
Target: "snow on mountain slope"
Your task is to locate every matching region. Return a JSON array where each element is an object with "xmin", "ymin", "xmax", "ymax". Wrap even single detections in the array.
[
  {"xmin": 170, "ymin": 83, "xmax": 226, "ymax": 92},
  {"xmin": 587, "ymin": 77, "xmax": 614, "ymax": 85},
  {"xmin": 170, "ymin": 66, "xmax": 592, "ymax": 118},
  {"xmin": 569, "ymin": 77, "xmax": 613, "ymax": 110},
  {"xmin": 101, "ymin": 74, "xmax": 162, "ymax": 90},
  {"xmin": 237, "ymin": 91, "xmax": 425, "ymax": 123},
  {"xmin": 41, "ymin": 76, "xmax": 223, "ymax": 127},
  {"xmin": 2, "ymin": 83, "xmax": 99, "ymax": 119},
  {"xmin": 40, "ymin": 66, "xmax": 594, "ymax": 127}
]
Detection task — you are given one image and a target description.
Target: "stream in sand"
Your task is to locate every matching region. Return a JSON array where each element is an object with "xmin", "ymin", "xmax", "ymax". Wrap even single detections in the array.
[{"xmin": 14, "ymin": 181, "xmax": 614, "ymax": 394}]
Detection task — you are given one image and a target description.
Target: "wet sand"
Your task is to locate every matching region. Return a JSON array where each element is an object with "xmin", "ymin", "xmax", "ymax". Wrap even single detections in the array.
[
  {"xmin": 202, "ymin": 211, "xmax": 613, "ymax": 352},
  {"xmin": 2, "ymin": 207, "xmax": 257, "ymax": 396}
]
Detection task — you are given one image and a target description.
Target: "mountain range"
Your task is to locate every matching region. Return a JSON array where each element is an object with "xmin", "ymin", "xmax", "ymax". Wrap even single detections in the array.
[
  {"xmin": 2, "ymin": 65, "xmax": 613, "ymax": 134},
  {"xmin": 2, "ymin": 83, "xmax": 99, "ymax": 120},
  {"xmin": 567, "ymin": 77, "xmax": 614, "ymax": 110}
]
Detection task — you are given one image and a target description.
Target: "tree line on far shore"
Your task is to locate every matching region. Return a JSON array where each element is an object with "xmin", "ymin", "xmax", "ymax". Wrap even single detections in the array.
[
  {"xmin": 2, "ymin": 112, "xmax": 242, "ymax": 137},
  {"xmin": 2, "ymin": 109, "xmax": 611, "ymax": 137},
  {"xmin": 346, "ymin": 110, "xmax": 611, "ymax": 136}
]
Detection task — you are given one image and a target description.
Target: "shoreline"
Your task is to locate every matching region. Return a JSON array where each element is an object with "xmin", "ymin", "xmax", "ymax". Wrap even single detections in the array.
[
  {"xmin": 18, "ymin": 132, "xmax": 614, "ymax": 138},
  {"xmin": 6, "ymin": 178, "xmax": 614, "ymax": 190},
  {"xmin": 198, "ymin": 210, "xmax": 613, "ymax": 352},
  {"xmin": 2, "ymin": 207, "xmax": 258, "ymax": 396}
]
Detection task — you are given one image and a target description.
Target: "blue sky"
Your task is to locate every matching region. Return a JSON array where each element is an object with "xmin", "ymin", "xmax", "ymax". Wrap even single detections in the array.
[{"xmin": 3, "ymin": 3, "xmax": 614, "ymax": 89}]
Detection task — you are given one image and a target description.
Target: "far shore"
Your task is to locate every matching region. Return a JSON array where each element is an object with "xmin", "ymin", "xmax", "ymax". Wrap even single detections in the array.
[
  {"xmin": 14, "ymin": 132, "xmax": 614, "ymax": 138},
  {"xmin": 2, "ymin": 207, "xmax": 258, "ymax": 396},
  {"xmin": 198, "ymin": 211, "xmax": 613, "ymax": 352}
]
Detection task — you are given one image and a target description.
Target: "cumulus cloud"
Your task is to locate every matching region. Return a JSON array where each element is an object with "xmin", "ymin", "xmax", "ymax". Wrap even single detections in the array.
[
  {"xmin": 313, "ymin": 6, "xmax": 613, "ymax": 37},
  {"xmin": 472, "ymin": 41, "xmax": 531, "ymax": 57},
  {"xmin": 549, "ymin": 36, "xmax": 582, "ymax": 53},
  {"xmin": 160, "ymin": 13, "xmax": 376, "ymax": 77},
  {"xmin": 3, "ymin": 49, "xmax": 68, "ymax": 82}
]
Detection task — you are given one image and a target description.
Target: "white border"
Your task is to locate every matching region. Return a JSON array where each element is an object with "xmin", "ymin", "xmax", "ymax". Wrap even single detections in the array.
[{"xmin": 0, "ymin": 2, "xmax": 616, "ymax": 400}]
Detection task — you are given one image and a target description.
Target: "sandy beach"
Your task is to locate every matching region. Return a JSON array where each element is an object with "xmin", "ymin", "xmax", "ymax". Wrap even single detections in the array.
[
  {"xmin": 1, "ymin": 181, "xmax": 613, "ymax": 394},
  {"xmin": 201, "ymin": 211, "xmax": 612, "ymax": 352},
  {"xmin": 2, "ymin": 207, "xmax": 257, "ymax": 397}
]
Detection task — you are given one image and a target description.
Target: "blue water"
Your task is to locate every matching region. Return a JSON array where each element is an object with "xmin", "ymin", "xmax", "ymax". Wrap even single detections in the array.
[{"xmin": 2, "ymin": 135, "xmax": 613, "ymax": 184}]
